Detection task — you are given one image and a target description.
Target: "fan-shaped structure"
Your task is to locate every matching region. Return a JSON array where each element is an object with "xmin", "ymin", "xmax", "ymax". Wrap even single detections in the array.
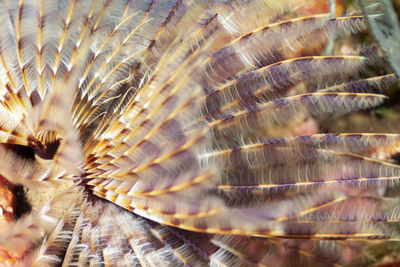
[{"xmin": 0, "ymin": 0, "xmax": 399, "ymax": 266}]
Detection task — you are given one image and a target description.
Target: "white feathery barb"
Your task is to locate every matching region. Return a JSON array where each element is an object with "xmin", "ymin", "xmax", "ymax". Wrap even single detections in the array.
[{"xmin": 0, "ymin": 0, "xmax": 399, "ymax": 266}]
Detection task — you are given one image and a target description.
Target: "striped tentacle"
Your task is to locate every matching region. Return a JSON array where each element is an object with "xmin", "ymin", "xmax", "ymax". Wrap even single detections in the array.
[
  {"xmin": 320, "ymin": 73, "xmax": 398, "ymax": 93},
  {"xmin": 107, "ymin": 190, "xmax": 400, "ymax": 241},
  {"xmin": 209, "ymin": 92, "xmax": 386, "ymax": 141},
  {"xmin": 205, "ymin": 14, "xmax": 368, "ymax": 86},
  {"xmin": 202, "ymin": 143, "xmax": 400, "ymax": 197},
  {"xmin": 203, "ymin": 56, "xmax": 367, "ymax": 120},
  {"xmin": 285, "ymin": 133, "xmax": 400, "ymax": 156}
]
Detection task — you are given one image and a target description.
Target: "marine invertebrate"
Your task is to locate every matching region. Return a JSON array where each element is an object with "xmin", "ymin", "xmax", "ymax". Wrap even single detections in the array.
[{"xmin": 0, "ymin": 0, "xmax": 399, "ymax": 265}]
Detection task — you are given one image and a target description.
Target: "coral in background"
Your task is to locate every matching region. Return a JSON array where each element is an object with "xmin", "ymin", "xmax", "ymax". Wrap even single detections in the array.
[{"xmin": 0, "ymin": 0, "xmax": 399, "ymax": 266}]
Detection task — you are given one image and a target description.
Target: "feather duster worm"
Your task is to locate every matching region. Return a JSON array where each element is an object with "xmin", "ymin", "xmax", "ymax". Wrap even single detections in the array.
[{"xmin": 0, "ymin": 0, "xmax": 399, "ymax": 266}]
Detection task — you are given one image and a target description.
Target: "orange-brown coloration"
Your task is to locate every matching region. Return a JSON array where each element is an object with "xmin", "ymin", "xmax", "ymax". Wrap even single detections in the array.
[{"xmin": 0, "ymin": 0, "xmax": 399, "ymax": 266}]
